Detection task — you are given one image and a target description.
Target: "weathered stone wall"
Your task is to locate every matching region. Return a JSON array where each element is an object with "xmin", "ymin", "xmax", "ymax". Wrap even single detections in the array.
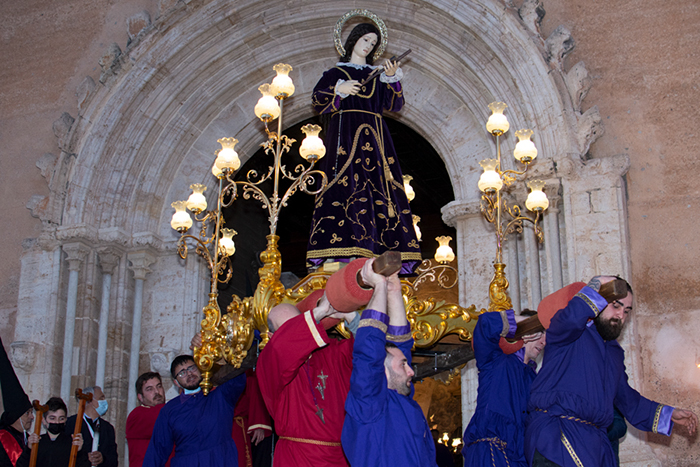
[
  {"xmin": 538, "ymin": 2, "xmax": 700, "ymax": 464},
  {"xmin": 1, "ymin": 0, "xmax": 698, "ymax": 465}
]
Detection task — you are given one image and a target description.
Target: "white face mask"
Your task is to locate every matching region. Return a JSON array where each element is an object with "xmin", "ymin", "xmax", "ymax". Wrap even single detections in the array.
[{"xmin": 95, "ymin": 399, "xmax": 109, "ymax": 417}]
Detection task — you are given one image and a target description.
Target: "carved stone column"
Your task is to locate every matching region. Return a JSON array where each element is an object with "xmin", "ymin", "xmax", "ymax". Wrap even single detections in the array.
[
  {"xmin": 127, "ymin": 250, "xmax": 156, "ymax": 412},
  {"xmin": 442, "ymin": 199, "xmax": 493, "ymax": 438},
  {"xmin": 543, "ymin": 181, "xmax": 563, "ymax": 294},
  {"xmin": 95, "ymin": 248, "xmax": 121, "ymax": 388},
  {"xmin": 441, "ymin": 199, "xmax": 494, "ymax": 308},
  {"xmin": 522, "ymin": 222, "xmax": 543, "ymax": 308},
  {"xmin": 460, "ymin": 359, "xmax": 478, "ymax": 435},
  {"xmin": 60, "ymin": 242, "xmax": 91, "ymax": 402}
]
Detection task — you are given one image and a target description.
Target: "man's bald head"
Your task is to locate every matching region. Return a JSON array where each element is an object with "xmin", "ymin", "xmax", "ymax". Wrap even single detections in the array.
[{"xmin": 268, "ymin": 303, "xmax": 302, "ymax": 332}]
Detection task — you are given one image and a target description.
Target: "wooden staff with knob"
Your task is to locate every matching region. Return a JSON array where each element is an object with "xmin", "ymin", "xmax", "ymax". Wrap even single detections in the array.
[
  {"xmin": 356, "ymin": 251, "xmax": 403, "ymax": 288},
  {"xmin": 28, "ymin": 400, "xmax": 48, "ymax": 467},
  {"xmin": 69, "ymin": 389, "xmax": 93, "ymax": 467}
]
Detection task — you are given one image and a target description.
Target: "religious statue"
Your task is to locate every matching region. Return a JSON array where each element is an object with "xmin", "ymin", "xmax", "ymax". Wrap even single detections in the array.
[{"xmin": 306, "ymin": 10, "xmax": 421, "ymax": 275}]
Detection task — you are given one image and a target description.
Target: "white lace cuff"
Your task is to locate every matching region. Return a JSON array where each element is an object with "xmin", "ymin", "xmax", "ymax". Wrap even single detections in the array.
[
  {"xmin": 335, "ymin": 79, "xmax": 349, "ymax": 99},
  {"xmin": 379, "ymin": 67, "xmax": 403, "ymax": 83}
]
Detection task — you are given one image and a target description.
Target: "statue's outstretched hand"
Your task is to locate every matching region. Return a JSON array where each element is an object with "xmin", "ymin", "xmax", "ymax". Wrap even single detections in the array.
[{"xmin": 383, "ymin": 60, "xmax": 400, "ymax": 77}]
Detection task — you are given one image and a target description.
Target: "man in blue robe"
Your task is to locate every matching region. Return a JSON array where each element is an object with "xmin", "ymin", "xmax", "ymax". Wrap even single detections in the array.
[
  {"xmin": 143, "ymin": 355, "xmax": 246, "ymax": 467},
  {"xmin": 341, "ymin": 259, "xmax": 436, "ymax": 467},
  {"xmin": 462, "ymin": 309, "xmax": 546, "ymax": 467},
  {"xmin": 525, "ymin": 276, "xmax": 698, "ymax": 466}
]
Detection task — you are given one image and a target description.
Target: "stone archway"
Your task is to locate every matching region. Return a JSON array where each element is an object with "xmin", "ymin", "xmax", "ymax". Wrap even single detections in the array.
[{"xmin": 18, "ymin": 0, "xmax": 650, "ymax": 460}]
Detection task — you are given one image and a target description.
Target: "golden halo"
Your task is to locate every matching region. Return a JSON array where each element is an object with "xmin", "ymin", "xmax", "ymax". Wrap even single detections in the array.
[{"xmin": 333, "ymin": 9, "xmax": 388, "ymax": 62}]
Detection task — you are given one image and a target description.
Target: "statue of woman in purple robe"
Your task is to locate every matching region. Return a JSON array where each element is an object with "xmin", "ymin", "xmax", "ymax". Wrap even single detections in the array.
[{"xmin": 306, "ymin": 19, "xmax": 421, "ymax": 274}]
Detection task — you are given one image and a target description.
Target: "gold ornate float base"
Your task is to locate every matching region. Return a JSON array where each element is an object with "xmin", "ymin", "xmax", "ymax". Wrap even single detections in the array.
[{"xmin": 194, "ymin": 235, "xmax": 483, "ymax": 393}]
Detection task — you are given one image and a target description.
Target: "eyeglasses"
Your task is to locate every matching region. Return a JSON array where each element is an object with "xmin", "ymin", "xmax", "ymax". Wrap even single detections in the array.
[{"xmin": 176, "ymin": 364, "xmax": 199, "ymax": 379}]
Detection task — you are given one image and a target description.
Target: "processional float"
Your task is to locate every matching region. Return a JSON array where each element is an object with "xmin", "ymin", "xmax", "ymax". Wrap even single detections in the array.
[{"xmin": 170, "ymin": 10, "xmax": 549, "ymax": 394}]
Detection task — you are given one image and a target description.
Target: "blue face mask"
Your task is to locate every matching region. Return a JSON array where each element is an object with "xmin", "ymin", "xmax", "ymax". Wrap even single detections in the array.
[{"xmin": 95, "ymin": 399, "xmax": 109, "ymax": 417}]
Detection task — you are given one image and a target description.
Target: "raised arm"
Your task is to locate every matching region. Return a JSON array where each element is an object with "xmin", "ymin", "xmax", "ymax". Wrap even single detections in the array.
[
  {"xmin": 344, "ymin": 259, "xmax": 390, "ymax": 421},
  {"xmin": 546, "ymin": 282, "xmax": 609, "ymax": 346},
  {"xmin": 473, "ymin": 310, "xmax": 517, "ymax": 368}
]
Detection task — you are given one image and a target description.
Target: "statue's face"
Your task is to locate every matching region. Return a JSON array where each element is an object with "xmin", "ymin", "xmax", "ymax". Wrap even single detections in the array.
[{"xmin": 353, "ymin": 32, "xmax": 378, "ymax": 60}]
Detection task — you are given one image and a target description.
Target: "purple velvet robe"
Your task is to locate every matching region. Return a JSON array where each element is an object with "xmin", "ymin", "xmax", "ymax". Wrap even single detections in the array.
[
  {"xmin": 306, "ymin": 63, "xmax": 421, "ymax": 274},
  {"xmin": 525, "ymin": 286, "xmax": 674, "ymax": 466}
]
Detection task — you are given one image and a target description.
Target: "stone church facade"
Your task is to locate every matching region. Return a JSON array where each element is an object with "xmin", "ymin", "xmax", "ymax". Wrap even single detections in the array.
[{"xmin": 2, "ymin": 0, "xmax": 698, "ymax": 465}]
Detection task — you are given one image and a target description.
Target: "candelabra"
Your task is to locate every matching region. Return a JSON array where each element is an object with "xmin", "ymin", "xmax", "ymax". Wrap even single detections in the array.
[
  {"xmin": 477, "ymin": 102, "xmax": 549, "ymax": 311},
  {"xmin": 170, "ymin": 63, "xmax": 327, "ymax": 394}
]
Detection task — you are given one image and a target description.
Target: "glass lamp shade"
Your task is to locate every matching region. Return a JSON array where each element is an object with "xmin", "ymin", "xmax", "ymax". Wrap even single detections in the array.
[
  {"xmin": 299, "ymin": 124, "xmax": 326, "ymax": 161},
  {"xmin": 254, "ymin": 84, "xmax": 281, "ymax": 122},
  {"xmin": 434, "ymin": 236, "xmax": 455, "ymax": 263},
  {"xmin": 218, "ymin": 228, "xmax": 237, "ymax": 256},
  {"xmin": 478, "ymin": 159, "xmax": 503, "ymax": 193},
  {"xmin": 412, "ymin": 214, "xmax": 422, "ymax": 242},
  {"xmin": 215, "ymin": 137, "xmax": 241, "ymax": 172},
  {"xmin": 514, "ymin": 129, "xmax": 538, "ymax": 163},
  {"xmin": 403, "ymin": 175, "xmax": 415, "ymax": 202},
  {"xmin": 170, "ymin": 200, "xmax": 193, "ymax": 232},
  {"xmin": 270, "ymin": 64, "xmax": 295, "ymax": 99},
  {"xmin": 212, "ymin": 163, "xmax": 223, "ymax": 178},
  {"xmin": 486, "ymin": 102, "xmax": 510, "ymax": 135},
  {"xmin": 525, "ymin": 180, "xmax": 549, "ymax": 211},
  {"xmin": 186, "ymin": 184, "xmax": 207, "ymax": 213}
]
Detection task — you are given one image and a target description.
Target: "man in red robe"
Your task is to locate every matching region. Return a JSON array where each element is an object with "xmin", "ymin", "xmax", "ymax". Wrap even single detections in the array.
[
  {"xmin": 126, "ymin": 372, "xmax": 169, "ymax": 467},
  {"xmin": 256, "ymin": 258, "xmax": 371, "ymax": 467}
]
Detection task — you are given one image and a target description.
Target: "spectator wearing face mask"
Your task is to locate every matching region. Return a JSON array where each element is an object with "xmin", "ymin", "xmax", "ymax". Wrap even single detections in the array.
[
  {"xmin": 16, "ymin": 397, "xmax": 89, "ymax": 467},
  {"xmin": 66, "ymin": 386, "xmax": 118, "ymax": 467}
]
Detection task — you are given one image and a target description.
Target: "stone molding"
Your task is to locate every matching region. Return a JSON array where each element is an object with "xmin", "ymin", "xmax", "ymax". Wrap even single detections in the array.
[
  {"xmin": 441, "ymin": 200, "xmax": 483, "ymax": 228},
  {"xmin": 557, "ymin": 153, "xmax": 631, "ymax": 181}
]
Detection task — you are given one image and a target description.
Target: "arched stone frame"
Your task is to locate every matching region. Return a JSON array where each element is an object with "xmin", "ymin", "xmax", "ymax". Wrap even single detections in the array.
[{"xmin": 16, "ymin": 0, "xmax": 656, "ymax": 463}]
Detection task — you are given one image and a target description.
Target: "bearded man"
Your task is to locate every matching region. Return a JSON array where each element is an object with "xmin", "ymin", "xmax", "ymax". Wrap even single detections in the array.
[
  {"xmin": 126, "ymin": 372, "xmax": 168, "ymax": 467},
  {"xmin": 142, "ymin": 356, "xmax": 246, "ymax": 467},
  {"xmin": 525, "ymin": 276, "xmax": 698, "ymax": 467},
  {"xmin": 341, "ymin": 260, "xmax": 436, "ymax": 466}
]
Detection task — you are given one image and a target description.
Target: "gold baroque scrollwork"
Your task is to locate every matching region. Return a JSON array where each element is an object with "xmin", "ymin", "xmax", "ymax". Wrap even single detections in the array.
[
  {"xmin": 252, "ymin": 235, "xmax": 287, "ymax": 348},
  {"xmin": 193, "ymin": 294, "xmax": 224, "ymax": 395},
  {"xmin": 488, "ymin": 263, "xmax": 513, "ymax": 312},
  {"xmin": 402, "ymin": 281, "xmax": 481, "ymax": 348}
]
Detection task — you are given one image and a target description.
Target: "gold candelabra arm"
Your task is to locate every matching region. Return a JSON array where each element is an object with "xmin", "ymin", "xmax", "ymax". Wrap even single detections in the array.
[
  {"xmin": 176, "ymin": 233, "xmax": 215, "ymax": 266},
  {"xmin": 278, "ymin": 164, "xmax": 327, "ymax": 212},
  {"xmin": 499, "ymin": 166, "xmax": 530, "ymax": 186},
  {"xmin": 480, "ymin": 193, "xmax": 498, "ymax": 225},
  {"xmin": 215, "ymin": 255, "xmax": 234, "ymax": 285}
]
